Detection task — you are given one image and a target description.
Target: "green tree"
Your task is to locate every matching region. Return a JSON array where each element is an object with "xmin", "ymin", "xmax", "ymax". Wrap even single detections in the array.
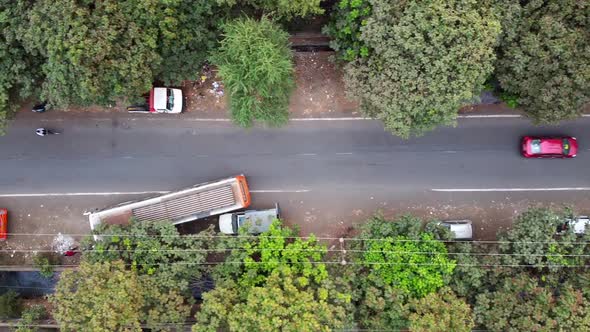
[
  {"xmin": 497, "ymin": 207, "xmax": 588, "ymax": 273},
  {"xmin": 0, "ymin": 1, "xmax": 43, "ymax": 131},
  {"xmin": 21, "ymin": 0, "xmax": 218, "ymax": 108},
  {"xmin": 475, "ymin": 273, "xmax": 590, "ymax": 331},
  {"xmin": 342, "ymin": 0, "xmax": 501, "ymax": 137},
  {"xmin": 214, "ymin": 219, "xmax": 328, "ymax": 288},
  {"xmin": 210, "ymin": 16, "xmax": 294, "ymax": 127},
  {"xmin": 83, "ymin": 220, "xmax": 211, "ymax": 291},
  {"xmin": 496, "ymin": 1, "xmax": 590, "ymax": 122},
  {"xmin": 217, "ymin": 0, "xmax": 323, "ymax": 19},
  {"xmin": 51, "ymin": 261, "xmax": 144, "ymax": 332},
  {"xmin": 50, "ymin": 261, "xmax": 190, "ymax": 332},
  {"xmin": 363, "ymin": 233, "xmax": 456, "ymax": 297},
  {"xmin": 405, "ymin": 287, "xmax": 474, "ymax": 332},
  {"xmin": 323, "ymin": 0, "xmax": 372, "ymax": 61},
  {"xmin": 195, "ymin": 266, "xmax": 348, "ymax": 332},
  {"xmin": 350, "ymin": 271, "xmax": 408, "ymax": 330}
]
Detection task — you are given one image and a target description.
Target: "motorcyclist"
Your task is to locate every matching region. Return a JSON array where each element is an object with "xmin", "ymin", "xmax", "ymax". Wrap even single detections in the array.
[{"xmin": 36, "ymin": 128, "xmax": 48, "ymax": 136}]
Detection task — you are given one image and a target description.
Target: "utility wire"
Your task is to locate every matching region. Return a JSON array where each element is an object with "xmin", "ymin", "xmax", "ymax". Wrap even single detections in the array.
[
  {"xmin": 0, "ymin": 260, "xmax": 587, "ymax": 269},
  {"xmin": 4, "ymin": 232, "xmax": 590, "ymax": 245},
  {"xmin": 2, "ymin": 248, "xmax": 590, "ymax": 259}
]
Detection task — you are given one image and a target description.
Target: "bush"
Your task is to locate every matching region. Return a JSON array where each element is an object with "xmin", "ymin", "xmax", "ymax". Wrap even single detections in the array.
[
  {"xmin": 210, "ymin": 16, "xmax": 294, "ymax": 127},
  {"xmin": 32, "ymin": 253, "xmax": 57, "ymax": 278},
  {"xmin": 14, "ymin": 305, "xmax": 48, "ymax": 332},
  {"xmin": 0, "ymin": 290, "xmax": 21, "ymax": 318}
]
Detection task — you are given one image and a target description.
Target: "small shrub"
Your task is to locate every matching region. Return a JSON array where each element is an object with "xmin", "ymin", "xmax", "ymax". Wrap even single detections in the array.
[
  {"xmin": 0, "ymin": 290, "xmax": 21, "ymax": 318},
  {"xmin": 33, "ymin": 253, "xmax": 57, "ymax": 278},
  {"xmin": 14, "ymin": 305, "xmax": 48, "ymax": 332}
]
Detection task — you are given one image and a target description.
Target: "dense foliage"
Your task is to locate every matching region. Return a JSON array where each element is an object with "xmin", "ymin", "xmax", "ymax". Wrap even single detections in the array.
[
  {"xmin": 364, "ymin": 233, "xmax": 455, "ymax": 297},
  {"xmin": 329, "ymin": 0, "xmax": 501, "ymax": 137},
  {"xmin": 0, "ymin": 1, "xmax": 42, "ymax": 131},
  {"xmin": 217, "ymin": 0, "xmax": 323, "ymax": 19},
  {"xmin": 195, "ymin": 220, "xmax": 350, "ymax": 331},
  {"xmin": 405, "ymin": 287, "xmax": 474, "ymax": 332},
  {"xmin": 21, "ymin": 0, "xmax": 219, "ymax": 108},
  {"xmin": 51, "ymin": 261, "xmax": 190, "ymax": 332},
  {"xmin": 211, "ymin": 17, "xmax": 294, "ymax": 127},
  {"xmin": 0, "ymin": 289, "xmax": 21, "ymax": 318},
  {"xmin": 195, "ymin": 267, "xmax": 348, "ymax": 332},
  {"xmin": 496, "ymin": 1, "xmax": 590, "ymax": 123},
  {"xmin": 323, "ymin": 0, "xmax": 372, "ymax": 61},
  {"xmin": 83, "ymin": 220, "xmax": 212, "ymax": 290},
  {"xmin": 39, "ymin": 206, "xmax": 590, "ymax": 331},
  {"xmin": 475, "ymin": 273, "xmax": 590, "ymax": 331},
  {"xmin": 497, "ymin": 207, "xmax": 589, "ymax": 274}
]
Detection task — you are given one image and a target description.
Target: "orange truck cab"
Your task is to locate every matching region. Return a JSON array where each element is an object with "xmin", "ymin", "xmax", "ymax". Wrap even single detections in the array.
[{"xmin": 0, "ymin": 208, "xmax": 7, "ymax": 241}]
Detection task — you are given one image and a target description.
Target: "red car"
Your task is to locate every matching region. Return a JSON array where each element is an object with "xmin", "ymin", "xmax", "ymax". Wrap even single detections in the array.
[
  {"xmin": 0, "ymin": 209, "xmax": 7, "ymax": 241},
  {"xmin": 522, "ymin": 136, "xmax": 578, "ymax": 158}
]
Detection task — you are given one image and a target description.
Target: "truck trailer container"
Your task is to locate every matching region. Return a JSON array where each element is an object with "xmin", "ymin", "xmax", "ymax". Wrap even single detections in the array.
[{"xmin": 88, "ymin": 175, "xmax": 251, "ymax": 231}]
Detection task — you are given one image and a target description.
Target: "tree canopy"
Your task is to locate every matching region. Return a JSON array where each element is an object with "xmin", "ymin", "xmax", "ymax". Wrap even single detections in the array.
[
  {"xmin": 475, "ymin": 273, "xmax": 590, "ymax": 331},
  {"xmin": 497, "ymin": 207, "xmax": 589, "ymax": 274},
  {"xmin": 195, "ymin": 267, "xmax": 348, "ymax": 332},
  {"xmin": 210, "ymin": 16, "xmax": 294, "ymax": 127},
  {"xmin": 405, "ymin": 287, "xmax": 474, "ymax": 332},
  {"xmin": 0, "ymin": 1, "xmax": 42, "ymax": 130},
  {"xmin": 20, "ymin": 0, "xmax": 218, "ymax": 108},
  {"xmin": 50, "ymin": 261, "xmax": 190, "ymax": 332},
  {"xmin": 217, "ymin": 0, "xmax": 323, "ymax": 19},
  {"xmin": 195, "ymin": 220, "xmax": 351, "ymax": 331},
  {"xmin": 332, "ymin": 0, "xmax": 501, "ymax": 137},
  {"xmin": 496, "ymin": 1, "xmax": 590, "ymax": 122}
]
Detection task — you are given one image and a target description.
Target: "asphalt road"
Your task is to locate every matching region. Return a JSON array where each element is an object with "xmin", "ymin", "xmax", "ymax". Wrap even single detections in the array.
[
  {"xmin": 1, "ymin": 115, "xmax": 589, "ymax": 195},
  {"xmin": 2, "ymin": 114, "xmax": 590, "ymax": 248}
]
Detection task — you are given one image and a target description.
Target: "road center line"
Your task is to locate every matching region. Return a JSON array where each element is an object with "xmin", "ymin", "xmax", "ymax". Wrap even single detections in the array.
[
  {"xmin": 296, "ymin": 153, "xmax": 317, "ymax": 156},
  {"xmin": 432, "ymin": 187, "xmax": 590, "ymax": 192}
]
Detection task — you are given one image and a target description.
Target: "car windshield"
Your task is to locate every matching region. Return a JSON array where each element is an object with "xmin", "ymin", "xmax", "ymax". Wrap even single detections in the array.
[
  {"xmin": 563, "ymin": 138, "xmax": 570, "ymax": 154},
  {"xmin": 167, "ymin": 89, "xmax": 174, "ymax": 110},
  {"xmin": 530, "ymin": 139, "xmax": 542, "ymax": 154}
]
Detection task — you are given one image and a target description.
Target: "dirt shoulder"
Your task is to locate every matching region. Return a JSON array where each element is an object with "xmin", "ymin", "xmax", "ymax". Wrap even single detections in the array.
[{"xmin": 16, "ymin": 51, "xmax": 537, "ymax": 121}]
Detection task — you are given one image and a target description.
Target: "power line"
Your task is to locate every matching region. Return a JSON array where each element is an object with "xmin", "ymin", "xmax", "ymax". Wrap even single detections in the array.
[
  {"xmin": 3, "ymin": 247, "xmax": 590, "ymax": 259},
  {"xmin": 5, "ymin": 231, "xmax": 590, "ymax": 245},
  {"xmin": 0, "ymin": 260, "xmax": 587, "ymax": 269}
]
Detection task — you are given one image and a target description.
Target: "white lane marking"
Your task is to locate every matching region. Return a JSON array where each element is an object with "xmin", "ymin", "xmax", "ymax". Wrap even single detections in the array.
[
  {"xmin": 297, "ymin": 153, "xmax": 317, "ymax": 156},
  {"xmin": 36, "ymin": 114, "xmax": 590, "ymax": 122},
  {"xmin": 250, "ymin": 189, "xmax": 310, "ymax": 193},
  {"xmin": 291, "ymin": 117, "xmax": 372, "ymax": 121},
  {"xmin": 456, "ymin": 114, "xmax": 522, "ymax": 118},
  {"xmin": 442, "ymin": 150, "xmax": 457, "ymax": 153},
  {"xmin": 0, "ymin": 191, "xmax": 170, "ymax": 197},
  {"xmin": 335, "ymin": 152, "xmax": 354, "ymax": 155},
  {"xmin": 0, "ymin": 189, "xmax": 311, "ymax": 197},
  {"xmin": 432, "ymin": 187, "xmax": 590, "ymax": 192}
]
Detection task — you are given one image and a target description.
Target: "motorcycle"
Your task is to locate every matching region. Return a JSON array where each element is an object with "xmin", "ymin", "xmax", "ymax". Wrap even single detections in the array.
[
  {"xmin": 36, "ymin": 128, "xmax": 60, "ymax": 136},
  {"xmin": 32, "ymin": 102, "xmax": 50, "ymax": 113}
]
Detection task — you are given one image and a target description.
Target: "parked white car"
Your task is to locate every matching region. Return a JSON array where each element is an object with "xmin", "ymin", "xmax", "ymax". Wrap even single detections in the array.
[
  {"xmin": 558, "ymin": 216, "xmax": 590, "ymax": 235},
  {"xmin": 219, "ymin": 204, "xmax": 280, "ymax": 235},
  {"xmin": 437, "ymin": 220, "xmax": 473, "ymax": 240}
]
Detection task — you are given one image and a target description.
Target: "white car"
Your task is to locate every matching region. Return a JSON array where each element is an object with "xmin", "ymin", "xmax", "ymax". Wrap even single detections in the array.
[
  {"xmin": 219, "ymin": 204, "xmax": 280, "ymax": 235},
  {"xmin": 558, "ymin": 216, "xmax": 590, "ymax": 235},
  {"xmin": 437, "ymin": 220, "xmax": 473, "ymax": 240}
]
